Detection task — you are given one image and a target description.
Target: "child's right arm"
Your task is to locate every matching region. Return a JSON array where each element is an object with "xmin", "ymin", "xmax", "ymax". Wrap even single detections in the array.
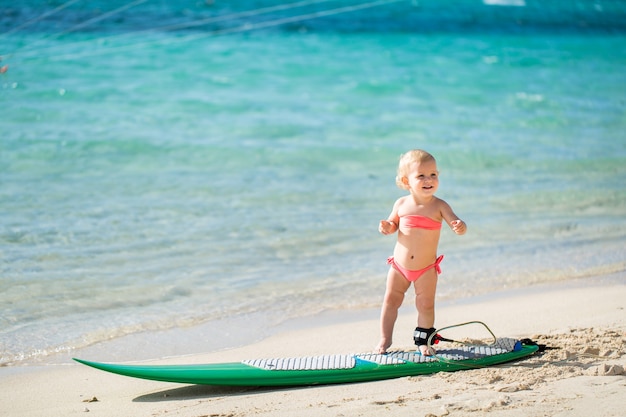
[{"xmin": 379, "ymin": 198, "xmax": 402, "ymax": 235}]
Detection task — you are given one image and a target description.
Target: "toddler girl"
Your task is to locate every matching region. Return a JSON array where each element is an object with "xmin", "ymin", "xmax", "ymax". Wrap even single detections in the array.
[{"xmin": 376, "ymin": 149, "xmax": 466, "ymax": 355}]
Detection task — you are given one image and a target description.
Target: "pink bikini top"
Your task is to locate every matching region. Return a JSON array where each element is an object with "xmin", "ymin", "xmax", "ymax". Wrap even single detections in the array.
[{"xmin": 399, "ymin": 215, "xmax": 442, "ymax": 230}]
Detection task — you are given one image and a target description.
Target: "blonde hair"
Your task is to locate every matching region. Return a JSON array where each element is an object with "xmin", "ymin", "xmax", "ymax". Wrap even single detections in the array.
[{"xmin": 395, "ymin": 149, "xmax": 436, "ymax": 190}]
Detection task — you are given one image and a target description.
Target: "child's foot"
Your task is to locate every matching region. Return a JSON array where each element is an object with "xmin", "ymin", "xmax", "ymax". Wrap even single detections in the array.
[
  {"xmin": 418, "ymin": 344, "xmax": 436, "ymax": 356},
  {"xmin": 375, "ymin": 339, "xmax": 392, "ymax": 354},
  {"xmin": 414, "ymin": 327, "xmax": 437, "ymax": 356}
]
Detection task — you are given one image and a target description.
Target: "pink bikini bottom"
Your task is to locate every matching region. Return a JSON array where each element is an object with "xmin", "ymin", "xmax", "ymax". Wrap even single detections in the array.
[{"xmin": 387, "ymin": 255, "xmax": 444, "ymax": 282}]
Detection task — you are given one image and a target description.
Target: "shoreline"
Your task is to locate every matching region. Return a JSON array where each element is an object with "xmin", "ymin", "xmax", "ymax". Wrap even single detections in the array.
[
  {"xmin": 4, "ymin": 271, "xmax": 625, "ymax": 368},
  {"xmin": 1, "ymin": 275, "xmax": 624, "ymax": 417}
]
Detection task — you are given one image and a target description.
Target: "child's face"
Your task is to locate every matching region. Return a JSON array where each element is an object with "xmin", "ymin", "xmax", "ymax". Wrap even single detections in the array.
[{"xmin": 405, "ymin": 160, "xmax": 439, "ymax": 197}]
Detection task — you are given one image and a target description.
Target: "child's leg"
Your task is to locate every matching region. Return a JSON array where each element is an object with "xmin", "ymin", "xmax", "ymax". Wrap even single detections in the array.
[
  {"xmin": 375, "ymin": 268, "xmax": 410, "ymax": 354},
  {"xmin": 413, "ymin": 268, "xmax": 438, "ymax": 355}
]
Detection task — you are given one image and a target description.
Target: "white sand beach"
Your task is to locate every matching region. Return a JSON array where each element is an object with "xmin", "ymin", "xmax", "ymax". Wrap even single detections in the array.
[{"xmin": 2, "ymin": 278, "xmax": 624, "ymax": 417}]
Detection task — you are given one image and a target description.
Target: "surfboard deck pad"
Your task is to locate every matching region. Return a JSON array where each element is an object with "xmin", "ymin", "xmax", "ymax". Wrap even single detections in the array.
[{"xmin": 244, "ymin": 337, "xmax": 521, "ymax": 370}]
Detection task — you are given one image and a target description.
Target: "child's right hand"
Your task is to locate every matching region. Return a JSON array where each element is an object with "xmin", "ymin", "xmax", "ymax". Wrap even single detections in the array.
[{"xmin": 379, "ymin": 220, "xmax": 396, "ymax": 235}]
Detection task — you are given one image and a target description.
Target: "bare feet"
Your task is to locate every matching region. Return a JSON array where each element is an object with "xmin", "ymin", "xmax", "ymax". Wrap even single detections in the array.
[
  {"xmin": 375, "ymin": 339, "xmax": 392, "ymax": 354},
  {"xmin": 418, "ymin": 344, "xmax": 436, "ymax": 356}
]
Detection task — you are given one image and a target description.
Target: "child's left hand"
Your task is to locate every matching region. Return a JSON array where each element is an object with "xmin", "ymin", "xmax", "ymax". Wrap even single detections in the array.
[{"xmin": 451, "ymin": 220, "xmax": 467, "ymax": 235}]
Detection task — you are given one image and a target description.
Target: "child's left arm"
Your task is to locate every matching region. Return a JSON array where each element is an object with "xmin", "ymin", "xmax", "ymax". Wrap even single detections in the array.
[{"xmin": 440, "ymin": 200, "xmax": 467, "ymax": 235}]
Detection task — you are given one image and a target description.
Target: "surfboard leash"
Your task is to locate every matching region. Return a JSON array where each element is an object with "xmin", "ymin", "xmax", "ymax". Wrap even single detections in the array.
[
  {"xmin": 427, "ymin": 320, "xmax": 498, "ymax": 348},
  {"xmin": 426, "ymin": 321, "xmax": 546, "ymax": 370}
]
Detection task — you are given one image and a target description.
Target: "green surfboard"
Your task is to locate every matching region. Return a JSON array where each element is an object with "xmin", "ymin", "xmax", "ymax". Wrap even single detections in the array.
[{"xmin": 74, "ymin": 337, "xmax": 538, "ymax": 387}]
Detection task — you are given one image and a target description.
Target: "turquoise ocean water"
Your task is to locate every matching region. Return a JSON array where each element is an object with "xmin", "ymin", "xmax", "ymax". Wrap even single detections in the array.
[{"xmin": 1, "ymin": 0, "xmax": 625, "ymax": 366}]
